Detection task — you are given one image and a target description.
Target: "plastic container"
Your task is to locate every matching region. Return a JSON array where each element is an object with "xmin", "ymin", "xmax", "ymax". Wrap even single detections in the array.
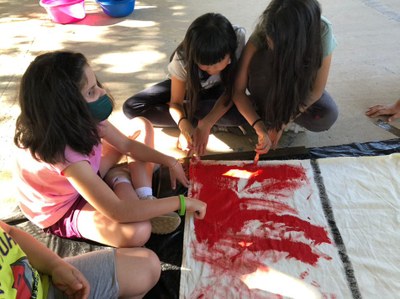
[
  {"xmin": 97, "ymin": 0, "xmax": 135, "ymax": 18},
  {"xmin": 40, "ymin": 0, "xmax": 86, "ymax": 24}
]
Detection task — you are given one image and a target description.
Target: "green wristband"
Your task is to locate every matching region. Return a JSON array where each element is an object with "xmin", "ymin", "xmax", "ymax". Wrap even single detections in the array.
[{"xmin": 178, "ymin": 194, "xmax": 186, "ymax": 216}]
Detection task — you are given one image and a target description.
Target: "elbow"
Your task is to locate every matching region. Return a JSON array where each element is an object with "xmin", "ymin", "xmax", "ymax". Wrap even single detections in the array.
[
  {"xmin": 169, "ymin": 102, "xmax": 183, "ymax": 110},
  {"xmin": 104, "ymin": 206, "xmax": 132, "ymax": 223},
  {"xmin": 232, "ymin": 91, "xmax": 241, "ymax": 104},
  {"xmin": 107, "ymin": 207, "xmax": 145, "ymax": 224},
  {"xmin": 106, "ymin": 212, "xmax": 126, "ymax": 223},
  {"xmin": 232, "ymin": 87, "xmax": 247, "ymax": 104}
]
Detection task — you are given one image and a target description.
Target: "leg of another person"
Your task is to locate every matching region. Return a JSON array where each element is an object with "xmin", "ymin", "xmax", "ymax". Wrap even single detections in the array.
[
  {"xmin": 76, "ymin": 117, "xmax": 154, "ymax": 247},
  {"xmin": 118, "ymin": 117, "xmax": 156, "ymax": 195},
  {"xmin": 123, "ymin": 80, "xmax": 175, "ymax": 127},
  {"xmin": 77, "ymin": 199, "xmax": 152, "ymax": 247},
  {"xmin": 49, "ymin": 248, "xmax": 161, "ymax": 299},
  {"xmin": 115, "ymin": 247, "xmax": 161, "ymax": 299},
  {"xmin": 194, "ymin": 85, "xmax": 246, "ymax": 126},
  {"xmin": 294, "ymin": 91, "xmax": 338, "ymax": 132},
  {"xmin": 118, "ymin": 117, "xmax": 181, "ymax": 235}
]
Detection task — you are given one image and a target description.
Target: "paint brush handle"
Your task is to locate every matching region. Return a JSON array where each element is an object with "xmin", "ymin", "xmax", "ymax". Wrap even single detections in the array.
[{"xmin": 253, "ymin": 153, "xmax": 259, "ymax": 165}]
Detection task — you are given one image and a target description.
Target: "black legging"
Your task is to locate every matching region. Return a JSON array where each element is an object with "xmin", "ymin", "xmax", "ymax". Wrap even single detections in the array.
[{"xmin": 123, "ymin": 79, "xmax": 246, "ymax": 128}]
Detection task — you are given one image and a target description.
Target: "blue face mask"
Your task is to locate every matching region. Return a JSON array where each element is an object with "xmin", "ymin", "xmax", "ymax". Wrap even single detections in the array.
[{"xmin": 87, "ymin": 94, "xmax": 113, "ymax": 121}]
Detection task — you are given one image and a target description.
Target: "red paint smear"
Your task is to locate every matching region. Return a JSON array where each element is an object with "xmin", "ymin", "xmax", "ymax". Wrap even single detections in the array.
[
  {"xmin": 240, "ymin": 198, "xmax": 298, "ymax": 215},
  {"xmin": 190, "ymin": 162, "xmax": 331, "ymax": 267},
  {"xmin": 188, "ymin": 161, "xmax": 333, "ymax": 297}
]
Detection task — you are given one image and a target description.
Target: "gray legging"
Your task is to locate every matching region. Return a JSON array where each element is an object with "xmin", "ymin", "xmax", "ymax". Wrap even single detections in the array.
[
  {"xmin": 48, "ymin": 249, "xmax": 119, "ymax": 299},
  {"xmin": 248, "ymin": 49, "xmax": 338, "ymax": 132}
]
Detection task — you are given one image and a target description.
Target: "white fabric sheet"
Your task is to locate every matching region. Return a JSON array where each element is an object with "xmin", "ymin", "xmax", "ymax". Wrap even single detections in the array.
[
  {"xmin": 318, "ymin": 154, "xmax": 400, "ymax": 298},
  {"xmin": 180, "ymin": 154, "xmax": 400, "ymax": 299}
]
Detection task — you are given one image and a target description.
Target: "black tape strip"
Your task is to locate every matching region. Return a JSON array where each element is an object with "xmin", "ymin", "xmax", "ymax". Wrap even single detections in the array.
[{"xmin": 311, "ymin": 159, "xmax": 362, "ymax": 299}]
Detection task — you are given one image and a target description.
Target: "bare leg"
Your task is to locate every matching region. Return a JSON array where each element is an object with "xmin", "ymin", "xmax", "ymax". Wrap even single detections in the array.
[
  {"xmin": 79, "ymin": 117, "xmax": 159, "ymax": 247},
  {"xmin": 77, "ymin": 181, "xmax": 152, "ymax": 247},
  {"xmin": 99, "ymin": 139, "xmax": 124, "ymax": 178},
  {"xmin": 115, "ymin": 247, "xmax": 161, "ymax": 299},
  {"xmin": 61, "ymin": 248, "xmax": 160, "ymax": 299},
  {"xmin": 119, "ymin": 116, "xmax": 155, "ymax": 190}
]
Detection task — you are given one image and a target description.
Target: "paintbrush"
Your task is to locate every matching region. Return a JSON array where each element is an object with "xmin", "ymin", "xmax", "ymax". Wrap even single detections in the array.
[{"xmin": 253, "ymin": 153, "xmax": 259, "ymax": 165}]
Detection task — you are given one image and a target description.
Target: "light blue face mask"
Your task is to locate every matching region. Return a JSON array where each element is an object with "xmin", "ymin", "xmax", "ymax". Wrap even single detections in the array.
[{"xmin": 87, "ymin": 94, "xmax": 113, "ymax": 121}]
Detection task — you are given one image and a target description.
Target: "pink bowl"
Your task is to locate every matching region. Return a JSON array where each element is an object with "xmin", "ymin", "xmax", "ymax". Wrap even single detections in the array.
[{"xmin": 40, "ymin": 0, "xmax": 86, "ymax": 24}]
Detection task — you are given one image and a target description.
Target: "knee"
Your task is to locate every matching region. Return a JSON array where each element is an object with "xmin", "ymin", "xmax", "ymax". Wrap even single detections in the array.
[
  {"xmin": 120, "ymin": 116, "xmax": 155, "ymax": 144},
  {"xmin": 115, "ymin": 248, "xmax": 161, "ymax": 298},
  {"xmin": 299, "ymin": 99, "xmax": 339, "ymax": 132},
  {"xmin": 131, "ymin": 221, "xmax": 152, "ymax": 247},
  {"xmin": 116, "ymin": 221, "xmax": 152, "ymax": 247},
  {"xmin": 134, "ymin": 249, "xmax": 161, "ymax": 296},
  {"xmin": 123, "ymin": 96, "xmax": 141, "ymax": 119},
  {"xmin": 309, "ymin": 106, "xmax": 339, "ymax": 132},
  {"xmin": 145, "ymin": 249, "xmax": 162, "ymax": 287}
]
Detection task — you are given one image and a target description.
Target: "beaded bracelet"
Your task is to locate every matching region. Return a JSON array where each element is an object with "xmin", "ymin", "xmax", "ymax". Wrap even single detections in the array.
[{"xmin": 178, "ymin": 194, "xmax": 186, "ymax": 216}]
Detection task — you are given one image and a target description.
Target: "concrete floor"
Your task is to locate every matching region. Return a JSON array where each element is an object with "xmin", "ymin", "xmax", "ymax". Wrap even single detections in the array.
[{"xmin": 1, "ymin": 0, "xmax": 400, "ymax": 205}]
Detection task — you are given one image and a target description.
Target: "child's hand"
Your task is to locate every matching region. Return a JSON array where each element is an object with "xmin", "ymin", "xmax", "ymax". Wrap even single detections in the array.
[
  {"xmin": 177, "ymin": 121, "xmax": 194, "ymax": 154},
  {"xmin": 169, "ymin": 160, "xmax": 190, "ymax": 189},
  {"xmin": 268, "ymin": 128, "xmax": 283, "ymax": 149},
  {"xmin": 177, "ymin": 132, "xmax": 191, "ymax": 152},
  {"xmin": 365, "ymin": 100, "xmax": 400, "ymax": 122},
  {"xmin": 193, "ymin": 125, "xmax": 211, "ymax": 156},
  {"xmin": 51, "ymin": 261, "xmax": 90, "ymax": 299},
  {"xmin": 185, "ymin": 197, "xmax": 207, "ymax": 219},
  {"xmin": 253, "ymin": 120, "xmax": 272, "ymax": 154},
  {"xmin": 255, "ymin": 130, "xmax": 272, "ymax": 154}
]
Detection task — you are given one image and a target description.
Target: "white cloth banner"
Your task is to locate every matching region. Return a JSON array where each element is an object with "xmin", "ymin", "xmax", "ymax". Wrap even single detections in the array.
[
  {"xmin": 318, "ymin": 154, "xmax": 400, "ymax": 298},
  {"xmin": 180, "ymin": 154, "xmax": 400, "ymax": 298}
]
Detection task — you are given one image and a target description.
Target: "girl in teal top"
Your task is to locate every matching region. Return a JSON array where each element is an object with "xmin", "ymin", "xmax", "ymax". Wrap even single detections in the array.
[{"xmin": 233, "ymin": 0, "xmax": 338, "ymax": 155}]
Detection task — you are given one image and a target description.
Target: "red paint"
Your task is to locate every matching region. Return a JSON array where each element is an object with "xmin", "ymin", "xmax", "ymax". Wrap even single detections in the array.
[
  {"xmin": 300, "ymin": 270, "xmax": 310, "ymax": 279},
  {"xmin": 188, "ymin": 161, "xmax": 333, "ymax": 297}
]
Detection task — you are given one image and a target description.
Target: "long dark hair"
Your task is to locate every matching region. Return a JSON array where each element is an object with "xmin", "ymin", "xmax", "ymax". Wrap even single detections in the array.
[
  {"xmin": 14, "ymin": 51, "xmax": 102, "ymax": 164},
  {"xmin": 171, "ymin": 13, "xmax": 238, "ymax": 120},
  {"xmin": 258, "ymin": 0, "xmax": 322, "ymax": 130}
]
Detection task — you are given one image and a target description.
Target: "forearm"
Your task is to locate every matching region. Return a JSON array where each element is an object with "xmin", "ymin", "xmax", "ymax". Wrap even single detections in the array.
[
  {"xmin": 111, "ymin": 192, "xmax": 182, "ymax": 222},
  {"xmin": 169, "ymin": 76, "xmax": 187, "ymax": 125},
  {"xmin": 232, "ymin": 41, "xmax": 261, "ymax": 126},
  {"xmin": 127, "ymin": 140, "xmax": 176, "ymax": 167},
  {"xmin": 94, "ymin": 190, "xmax": 182, "ymax": 223},
  {"xmin": 198, "ymin": 95, "xmax": 233, "ymax": 129},
  {"xmin": 305, "ymin": 54, "xmax": 332, "ymax": 109},
  {"xmin": 66, "ymin": 166, "xmax": 181, "ymax": 223},
  {"xmin": 169, "ymin": 102, "xmax": 186, "ymax": 124},
  {"xmin": 233, "ymin": 92, "xmax": 262, "ymax": 126},
  {"xmin": 304, "ymin": 90, "xmax": 324, "ymax": 110},
  {"xmin": 6, "ymin": 224, "xmax": 66, "ymax": 275}
]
